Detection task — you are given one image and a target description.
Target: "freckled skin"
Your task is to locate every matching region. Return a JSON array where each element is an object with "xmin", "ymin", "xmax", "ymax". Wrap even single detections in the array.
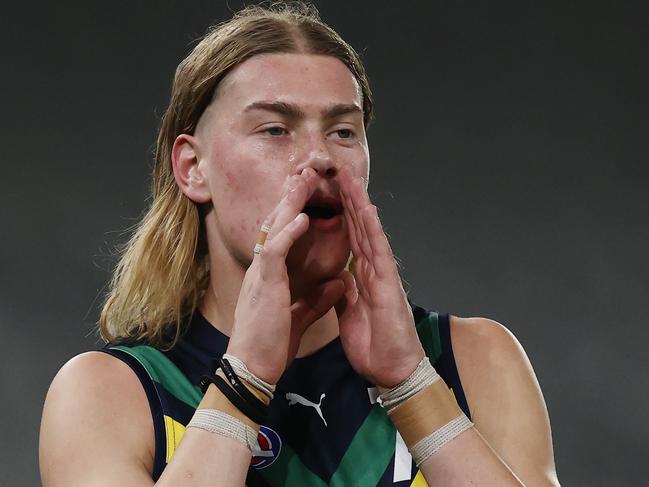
[
  {"xmin": 194, "ymin": 53, "xmax": 370, "ymax": 286},
  {"xmin": 223, "ymin": 170, "xmax": 238, "ymax": 189}
]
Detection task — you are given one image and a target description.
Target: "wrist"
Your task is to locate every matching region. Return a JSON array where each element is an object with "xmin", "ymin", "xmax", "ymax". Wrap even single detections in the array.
[
  {"xmin": 199, "ymin": 383, "xmax": 261, "ymax": 430},
  {"xmin": 225, "ymin": 344, "xmax": 279, "ymax": 385},
  {"xmin": 189, "ymin": 353, "xmax": 277, "ymax": 452},
  {"xmin": 379, "ymin": 356, "xmax": 474, "ymax": 466},
  {"xmin": 376, "ymin": 347, "xmax": 426, "ymax": 391},
  {"xmin": 221, "ymin": 353, "xmax": 276, "ymax": 403},
  {"xmin": 378, "ymin": 352, "xmax": 432, "ymax": 407}
]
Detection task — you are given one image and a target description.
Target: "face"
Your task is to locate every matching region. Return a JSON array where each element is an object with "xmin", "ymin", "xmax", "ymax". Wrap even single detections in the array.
[{"xmin": 193, "ymin": 53, "xmax": 370, "ymax": 283}]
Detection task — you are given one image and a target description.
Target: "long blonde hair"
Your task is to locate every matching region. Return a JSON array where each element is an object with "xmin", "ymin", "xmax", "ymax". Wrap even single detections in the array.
[{"xmin": 99, "ymin": 2, "xmax": 374, "ymax": 347}]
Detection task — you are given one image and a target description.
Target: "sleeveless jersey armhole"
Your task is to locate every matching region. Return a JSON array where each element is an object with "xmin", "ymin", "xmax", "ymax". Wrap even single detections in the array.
[
  {"xmin": 437, "ymin": 314, "xmax": 472, "ymax": 420},
  {"xmin": 100, "ymin": 347, "xmax": 168, "ymax": 481}
]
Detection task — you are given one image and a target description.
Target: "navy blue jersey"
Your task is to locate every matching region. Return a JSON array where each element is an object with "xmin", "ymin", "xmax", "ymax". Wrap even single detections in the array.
[{"xmin": 102, "ymin": 302, "xmax": 471, "ymax": 486}]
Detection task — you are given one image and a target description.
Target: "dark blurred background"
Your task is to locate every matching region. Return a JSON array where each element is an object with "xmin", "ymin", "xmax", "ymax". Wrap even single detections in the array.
[{"xmin": 1, "ymin": 1, "xmax": 647, "ymax": 485}]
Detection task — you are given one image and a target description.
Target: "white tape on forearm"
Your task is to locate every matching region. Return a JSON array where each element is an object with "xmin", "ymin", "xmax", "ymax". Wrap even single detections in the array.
[
  {"xmin": 187, "ymin": 408, "xmax": 259, "ymax": 451},
  {"xmin": 380, "ymin": 356, "xmax": 441, "ymax": 410},
  {"xmin": 410, "ymin": 413, "xmax": 474, "ymax": 466}
]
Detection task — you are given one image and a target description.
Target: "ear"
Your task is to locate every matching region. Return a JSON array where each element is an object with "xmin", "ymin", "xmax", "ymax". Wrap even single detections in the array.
[{"xmin": 171, "ymin": 134, "xmax": 211, "ymax": 204}]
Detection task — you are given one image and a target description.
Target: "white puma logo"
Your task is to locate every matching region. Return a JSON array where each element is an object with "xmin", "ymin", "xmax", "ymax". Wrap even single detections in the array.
[{"xmin": 286, "ymin": 392, "xmax": 328, "ymax": 427}]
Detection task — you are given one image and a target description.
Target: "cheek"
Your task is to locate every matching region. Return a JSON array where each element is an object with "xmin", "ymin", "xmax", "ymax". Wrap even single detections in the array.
[
  {"xmin": 354, "ymin": 138, "xmax": 370, "ymax": 172},
  {"xmin": 217, "ymin": 168, "xmax": 285, "ymax": 235},
  {"xmin": 331, "ymin": 143, "xmax": 370, "ymax": 178},
  {"xmin": 219, "ymin": 195, "xmax": 267, "ymax": 252},
  {"xmin": 222, "ymin": 169, "xmax": 240, "ymax": 192},
  {"xmin": 208, "ymin": 135, "xmax": 296, "ymax": 226}
]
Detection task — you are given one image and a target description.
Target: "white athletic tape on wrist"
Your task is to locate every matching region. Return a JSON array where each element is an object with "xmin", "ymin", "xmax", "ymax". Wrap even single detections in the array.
[
  {"xmin": 222, "ymin": 353, "xmax": 276, "ymax": 401},
  {"xmin": 380, "ymin": 356, "xmax": 441, "ymax": 410},
  {"xmin": 410, "ymin": 414, "xmax": 474, "ymax": 466},
  {"xmin": 187, "ymin": 408, "xmax": 259, "ymax": 451}
]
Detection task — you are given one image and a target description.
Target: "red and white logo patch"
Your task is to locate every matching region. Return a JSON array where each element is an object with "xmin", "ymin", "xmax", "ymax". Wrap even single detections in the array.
[{"xmin": 251, "ymin": 425, "xmax": 282, "ymax": 469}]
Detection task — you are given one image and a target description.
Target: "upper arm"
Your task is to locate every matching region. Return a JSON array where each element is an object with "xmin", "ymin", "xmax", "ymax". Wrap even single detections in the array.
[
  {"xmin": 450, "ymin": 316, "xmax": 560, "ymax": 487},
  {"xmin": 39, "ymin": 351, "xmax": 156, "ymax": 487}
]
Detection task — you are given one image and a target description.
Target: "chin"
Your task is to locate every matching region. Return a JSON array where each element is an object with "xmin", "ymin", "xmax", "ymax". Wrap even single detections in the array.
[{"xmin": 286, "ymin": 240, "xmax": 350, "ymax": 285}]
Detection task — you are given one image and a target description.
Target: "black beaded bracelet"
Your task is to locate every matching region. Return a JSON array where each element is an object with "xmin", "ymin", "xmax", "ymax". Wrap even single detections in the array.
[{"xmin": 200, "ymin": 373, "xmax": 267, "ymax": 425}]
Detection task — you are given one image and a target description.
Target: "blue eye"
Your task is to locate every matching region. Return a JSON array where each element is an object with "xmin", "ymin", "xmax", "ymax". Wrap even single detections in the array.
[
  {"xmin": 336, "ymin": 129, "xmax": 353, "ymax": 139},
  {"xmin": 266, "ymin": 127, "xmax": 287, "ymax": 136}
]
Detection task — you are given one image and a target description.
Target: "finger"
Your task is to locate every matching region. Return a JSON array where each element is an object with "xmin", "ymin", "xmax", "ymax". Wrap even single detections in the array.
[
  {"xmin": 345, "ymin": 173, "xmax": 374, "ymax": 260},
  {"xmin": 262, "ymin": 172, "xmax": 303, "ymax": 228},
  {"xmin": 259, "ymin": 212, "xmax": 309, "ymax": 280},
  {"xmin": 339, "ymin": 176, "xmax": 362, "ymax": 258},
  {"xmin": 250, "ymin": 173, "xmax": 299, "ymax": 263},
  {"xmin": 362, "ymin": 204, "xmax": 400, "ymax": 280},
  {"xmin": 339, "ymin": 175, "xmax": 361, "ymax": 257},
  {"xmin": 252, "ymin": 168, "xmax": 317, "ymax": 265},
  {"xmin": 339, "ymin": 168, "xmax": 369, "ymax": 259},
  {"xmin": 340, "ymin": 169, "xmax": 364, "ymax": 245},
  {"xmin": 267, "ymin": 168, "xmax": 319, "ymax": 241}
]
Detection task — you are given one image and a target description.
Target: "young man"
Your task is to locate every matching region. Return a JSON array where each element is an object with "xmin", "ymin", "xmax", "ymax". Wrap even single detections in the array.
[{"xmin": 40, "ymin": 4, "xmax": 560, "ymax": 486}]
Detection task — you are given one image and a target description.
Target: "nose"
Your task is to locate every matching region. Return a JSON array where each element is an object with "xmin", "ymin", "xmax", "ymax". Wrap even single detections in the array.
[{"xmin": 293, "ymin": 135, "xmax": 338, "ymax": 179}]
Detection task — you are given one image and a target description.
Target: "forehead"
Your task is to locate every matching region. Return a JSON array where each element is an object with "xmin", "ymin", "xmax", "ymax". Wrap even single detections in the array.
[{"xmin": 212, "ymin": 53, "xmax": 362, "ymax": 114}]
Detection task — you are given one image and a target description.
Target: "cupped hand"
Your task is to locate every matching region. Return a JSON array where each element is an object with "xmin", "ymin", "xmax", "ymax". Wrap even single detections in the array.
[
  {"xmin": 226, "ymin": 168, "xmax": 346, "ymax": 385},
  {"xmin": 335, "ymin": 167, "xmax": 425, "ymax": 389}
]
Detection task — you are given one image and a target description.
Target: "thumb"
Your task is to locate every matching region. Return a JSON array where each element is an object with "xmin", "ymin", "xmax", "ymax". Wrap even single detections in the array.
[
  {"xmin": 334, "ymin": 270, "xmax": 358, "ymax": 319},
  {"xmin": 291, "ymin": 278, "xmax": 346, "ymax": 334}
]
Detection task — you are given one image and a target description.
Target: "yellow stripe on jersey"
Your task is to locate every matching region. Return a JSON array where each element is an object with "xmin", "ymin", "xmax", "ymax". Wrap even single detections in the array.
[
  {"xmin": 410, "ymin": 470, "xmax": 428, "ymax": 486},
  {"xmin": 163, "ymin": 415, "xmax": 187, "ymax": 462}
]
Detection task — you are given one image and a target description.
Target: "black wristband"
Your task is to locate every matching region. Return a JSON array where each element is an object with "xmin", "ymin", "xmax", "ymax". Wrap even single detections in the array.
[
  {"xmin": 219, "ymin": 358, "xmax": 268, "ymax": 414},
  {"xmin": 200, "ymin": 373, "xmax": 267, "ymax": 425}
]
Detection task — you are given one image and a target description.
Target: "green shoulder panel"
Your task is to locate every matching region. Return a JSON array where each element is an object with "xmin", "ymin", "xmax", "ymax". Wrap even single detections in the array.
[
  {"xmin": 415, "ymin": 311, "xmax": 442, "ymax": 363},
  {"xmin": 109, "ymin": 345, "xmax": 202, "ymax": 408}
]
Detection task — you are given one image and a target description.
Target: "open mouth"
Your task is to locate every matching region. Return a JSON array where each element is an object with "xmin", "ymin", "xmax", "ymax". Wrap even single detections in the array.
[
  {"xmin": 302, "ymin": 195, "xmax": 343, "ymax": 220},
  {"xmin": 303, "ymin": 205, "xmax": 341, "ymax": 219}
]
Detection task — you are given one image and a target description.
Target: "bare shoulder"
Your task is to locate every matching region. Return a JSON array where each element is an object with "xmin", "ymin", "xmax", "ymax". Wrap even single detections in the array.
[
  {"xmin": 449, "ymin": 316, "xmax": 535, "ymax": 431},
  {"xmin": 40, "ymin": 351, "xmax": 155, "ymax": 486},
  {"xmin": 449, "ymin": 316, "xmax": 531, "ymax": 377},
  {"xmin": 449, "ymin": 315, "xmax": 561, "ymax": 486}
]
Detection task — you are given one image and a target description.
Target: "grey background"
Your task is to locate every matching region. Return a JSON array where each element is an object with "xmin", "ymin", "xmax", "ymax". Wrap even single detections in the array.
[{"xmin": 1, "ymin": 1, "xmax": 647, "ymax": 485}]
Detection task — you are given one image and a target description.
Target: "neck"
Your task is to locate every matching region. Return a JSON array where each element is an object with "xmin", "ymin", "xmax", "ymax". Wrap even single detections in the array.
[{"xmin": 198, "ymin": 243, "xmax": 340, "ymax": 359}]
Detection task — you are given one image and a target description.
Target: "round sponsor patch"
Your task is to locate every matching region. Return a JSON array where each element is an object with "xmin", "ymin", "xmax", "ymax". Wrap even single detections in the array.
[{"xmin": 251, "ymin": 425, "xmax": 282, "ymax": 469}]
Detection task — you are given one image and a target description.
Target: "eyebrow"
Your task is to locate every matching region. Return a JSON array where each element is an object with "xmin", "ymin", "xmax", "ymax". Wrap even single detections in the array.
[
  {"xmin": 243, "ymin": 101, "xmax": 362, "ymax": 120},
  {"xmin": 323, "ymin": 103, "xmax": 363, "ymax": 120}
]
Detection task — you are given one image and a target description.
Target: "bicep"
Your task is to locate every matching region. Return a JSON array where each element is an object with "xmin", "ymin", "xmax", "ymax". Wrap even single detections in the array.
[
  {"xmin": 452, "ymin": 316, "xmax": 560, "ymax": 486},
  {"xmin": 40, "ymin": 351, "xmax": 155, "ymax": 487}
]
